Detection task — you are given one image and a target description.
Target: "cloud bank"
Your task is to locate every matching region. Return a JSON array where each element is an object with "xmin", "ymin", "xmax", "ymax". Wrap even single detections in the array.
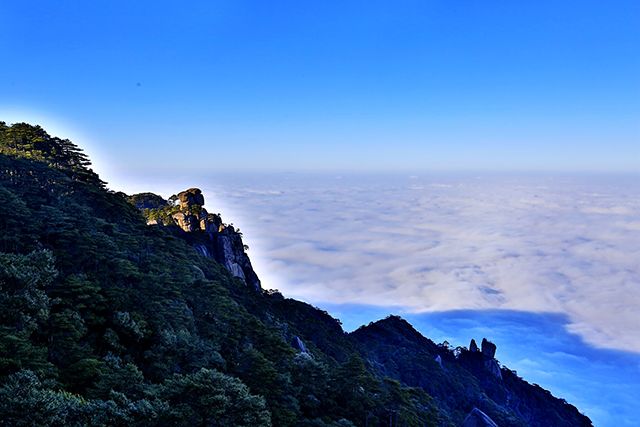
[{"xmin": 200, "ymin": 173, "xmax": 640, "ymax": 353}]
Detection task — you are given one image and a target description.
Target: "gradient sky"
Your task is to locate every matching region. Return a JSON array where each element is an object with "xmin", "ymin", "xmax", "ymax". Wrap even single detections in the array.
[{"xmin": 1, "ymin": 0, "xmax": 639, "ymax": 178}]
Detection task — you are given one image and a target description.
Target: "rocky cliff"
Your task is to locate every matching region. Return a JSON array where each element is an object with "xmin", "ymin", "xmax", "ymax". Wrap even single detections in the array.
[
  {"xmin": 129, "ymin": 188, "xmax": 261, "ymax": 291},
  {"xmin": 350, "ymin": 316, "xmax": 592, "ymax": 427}
]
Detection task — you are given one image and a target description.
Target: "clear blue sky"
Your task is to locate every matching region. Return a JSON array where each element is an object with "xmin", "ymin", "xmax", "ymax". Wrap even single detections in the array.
[{"xmin": 1, "ymin": 1, "xmax": 639, "ymax": 175}]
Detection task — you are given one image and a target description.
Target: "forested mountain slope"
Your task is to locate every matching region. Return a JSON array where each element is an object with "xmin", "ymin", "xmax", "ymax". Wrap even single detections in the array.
[{"xmin": 0, "ymin": 122, "xmax": 591, "ymax": 426}]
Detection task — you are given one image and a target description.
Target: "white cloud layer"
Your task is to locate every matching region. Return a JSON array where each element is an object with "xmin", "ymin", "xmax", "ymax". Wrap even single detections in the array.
[{"xmin": 199, "ymin": 173, "xmax": 640, "ymax": 353}]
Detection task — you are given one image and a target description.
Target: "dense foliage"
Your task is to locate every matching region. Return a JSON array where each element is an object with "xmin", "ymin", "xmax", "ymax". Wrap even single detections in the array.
[{"xmin": 0, "ymin": 122, "xmax": 591, "ymax": 426}]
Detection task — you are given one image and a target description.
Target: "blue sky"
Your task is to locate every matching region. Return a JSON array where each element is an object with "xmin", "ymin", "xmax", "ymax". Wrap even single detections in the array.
[{"xmin": 1, "ymin": 1, "xmax": 639, "ymax": 176}]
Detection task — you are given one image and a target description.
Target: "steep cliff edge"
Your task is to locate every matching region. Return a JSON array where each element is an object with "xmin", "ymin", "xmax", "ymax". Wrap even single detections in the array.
[{"xmin": 128, "ymin": 188, "xmax": 261, "ymax": 291}]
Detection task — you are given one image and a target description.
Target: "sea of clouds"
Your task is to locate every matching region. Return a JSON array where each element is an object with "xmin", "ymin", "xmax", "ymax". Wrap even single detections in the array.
[
  {"xmin": 133, "ymin": 171, "xmax": 640, "ymax": 425},
  {"xmin": 200, "ymin": 173, "xmax": 640, "ymax": 353}
]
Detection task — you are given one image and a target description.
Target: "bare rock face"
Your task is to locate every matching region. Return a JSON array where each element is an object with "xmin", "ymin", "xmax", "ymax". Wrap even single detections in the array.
[
  {"xmin": 200, "ymin": 213, "xmax": 222, "ymax": 233},
  {"xmin": 133, "ymin": 188, "xmax": 262, "ymax": 291},
  {"xmin": 463, "ymin": 408, "xmax": 498, "ymax": 427},
  {"xmin": 172, "ymin": 212, "xmax": 199, "ymax": 232},
  {"xmin": 194, "ymin": 244, "xmax": 211, "ymax": 258},
  {"xmin": 213, "ymin": 226, "xmax": 261, "ymax": 291},
  {"xmin": 481, "ymin": 338, "xmax": 497, "ymax": 359},
  {"xmin": 177, "ymin": 188, "xmax": 204, "ymax": 208},
  {"xmin": 467, "ymin": 338, "xmax": 502, "ymax": 380},
  {"xmin": 173, "ymin": 189, "xmax": 222, "ymax": 234},
  {"xmin": 435, "ymin": 354, "xmax": 443, "ymax": 368},
  {"xmin": 292, "ymin": 336, "xmax": 308, "ymax": 354},
  {"xmin": 485, "ymin": 359, "xmax": 503, "ymax": 380}
]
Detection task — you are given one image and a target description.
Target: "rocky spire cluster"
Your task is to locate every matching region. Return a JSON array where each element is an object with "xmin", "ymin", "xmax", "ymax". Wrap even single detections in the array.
[{"xmin": 469, "ymin": 337, "xmax": 502, "ymax": 380}]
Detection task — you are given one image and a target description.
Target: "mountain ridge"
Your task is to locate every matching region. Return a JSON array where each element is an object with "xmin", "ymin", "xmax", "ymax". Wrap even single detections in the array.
[{"xmin": 0, "ymin": 121, "xmax": 592, "ymax": 426}]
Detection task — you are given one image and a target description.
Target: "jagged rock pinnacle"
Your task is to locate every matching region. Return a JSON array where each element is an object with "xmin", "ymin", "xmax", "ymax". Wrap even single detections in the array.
[{"xmin": 481, "ymin": 338, "xmax": 497, "ymax": 359}]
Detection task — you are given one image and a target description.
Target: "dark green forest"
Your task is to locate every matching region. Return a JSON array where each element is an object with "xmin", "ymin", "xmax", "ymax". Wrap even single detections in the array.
[{"xmin": 0, "ymin": 122, "xmax": 592, "ymax": 426}]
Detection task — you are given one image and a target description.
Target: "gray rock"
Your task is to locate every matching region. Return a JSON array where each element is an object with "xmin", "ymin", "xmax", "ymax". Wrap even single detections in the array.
[
  {"xmin": 470, "ymin": 339, "xmax": 479, "ymax": 353},
  {"xmin": 214, "ymin": 231, "xmax": 261, "ymax": 290},
  {"xmin": 228, "ymin": 262, "xmax": 246, "ymax": 280},
  {"xmin": 172, "ymin": 212, "xmax": 199, "ymax": 232},
  {"xmin": 463, "ymin": 408, "xmax": 498, "ymax": 427},
  {"xmin": 177, "ymin": 188, "xmax": 205, "ymax": 208},
  {"xmin": 292, "ymin": 336, "xmax": 308, "ymax": 353},
  {"xmin": 194, "ymin": 244, "xmax": 211, "ymax": 258},
  {"xmin": 485, "ymin": 359, "xmax": 503, "ymax": 380},
  {"xmin": 201, "ymin": 213, "xmax": 222, "ymax": 233},
  {"xmin": 481, "ymin": 338, "xmax": 497, "ymax": 359},
  {"xmin": 435, "ymin": 354, "xmax": 443, "ymax": 368},
  {"xmin": 217, "ymin": 234, "xmax": 238, "ymax": 271}
]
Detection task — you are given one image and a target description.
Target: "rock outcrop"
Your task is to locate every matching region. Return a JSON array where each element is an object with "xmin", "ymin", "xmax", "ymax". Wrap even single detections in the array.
[
  {"xmin": 434, "ymin": 354, "xmax": 443, "ymax": 368},
  {"xmin": 292, "ymin": 336, "xmax": 309, "ymax": 354},
  {"xmin": 468, "ymin": 338, "xmax": 502, "ymax": 380},
  {"xmin": 212, "ymin": 224, "xmax": 261, "ymax": 291},
  {"xmin": 130, "ymin": 188, "xmax": 261, "ymax": 291},
  {"xmin": 177, "ymin": 188, "xmax": 205, "ymax": 208},
  {"xmin": 463, "ymin": 408, "xmax": 499, "ymax": 427},
  {"xmin": 172, "ymin": 211, "xmax": 200, "ymax": 232},
  {"xmin": 481, "ymin": 338, "xmax": 497, "ymax": 359}
]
